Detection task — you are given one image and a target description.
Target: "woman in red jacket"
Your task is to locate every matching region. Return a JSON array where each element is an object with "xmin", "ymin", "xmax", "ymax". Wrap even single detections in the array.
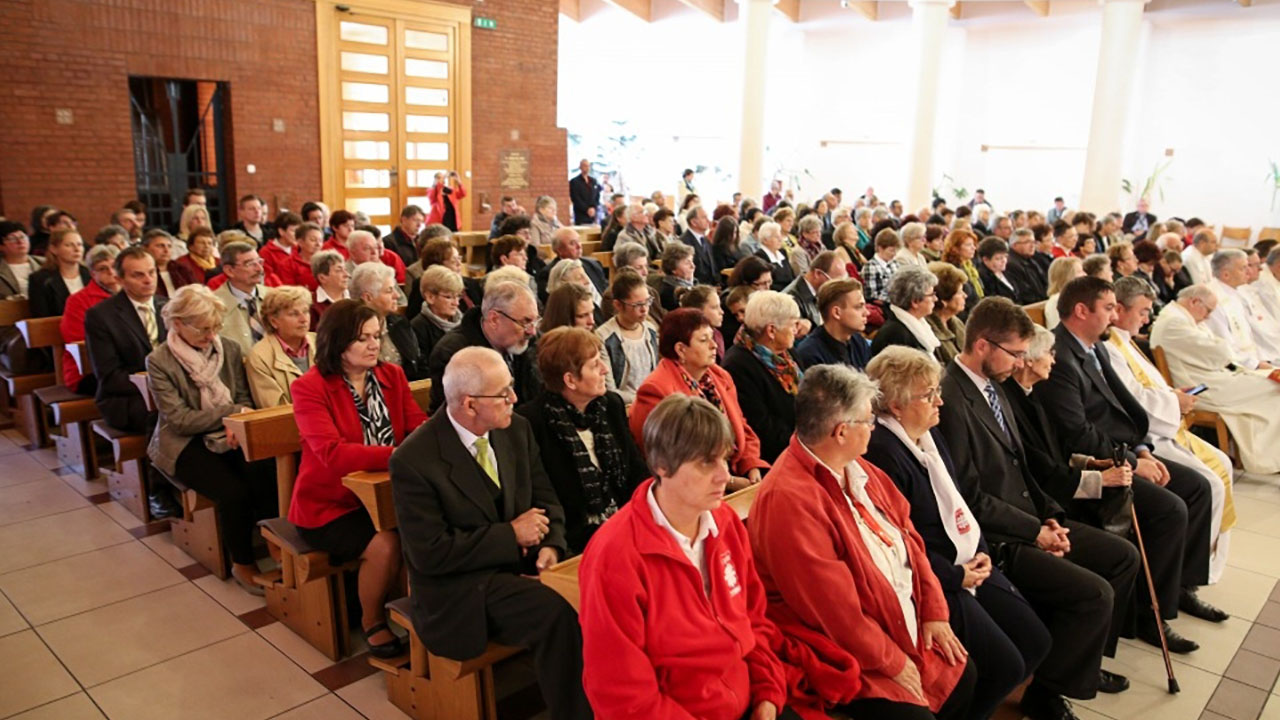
[
  {"xmin": 630, "ymin": 308, "xmax": 769, "ymax": 489},
  {"xmin": 290, "ymin": 299, "xmax": 427, "ymax": 659},
  {"xmin": 60, "ymin": 244, "xmax": 119, "ymax": 394},
  {"xmin": 748, "ymin": 364, "xmax": 975, "ymax": 720},
  {"xmin": 581, "ymin": 393, "xmax": 795, "ymax": 720},
  {"xmin": 426, "ymin": 170, "xmax": 467, "ymax": 231}
]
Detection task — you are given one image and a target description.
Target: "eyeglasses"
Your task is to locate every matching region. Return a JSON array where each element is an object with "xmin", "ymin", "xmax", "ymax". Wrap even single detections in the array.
[
  {"xmin": 496, "ymin": 309, "xmax": 540, "ymax": 332},
  {"xmin": 621, "ymin": 297, "xmax": 653, "ymax": 309},
  {"xmin": 987, "ymin": 339, "xmax": 1028, "ymax": 361},
  {"xmin": 911, "ymin": 386, "xmax": 943, "ymax": 403},
  {"xmin": 470, "ymin": 385, "xmax": 516, "ymax": 403},
  {"xmin": 235, "ymin": 258, "xmax": 264, "ymax": 269}
]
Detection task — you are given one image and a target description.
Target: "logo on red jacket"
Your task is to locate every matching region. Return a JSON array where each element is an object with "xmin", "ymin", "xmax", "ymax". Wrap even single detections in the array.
[
  {"xmin": 721, "ymin": 552, "xmax": 742, "ymax": 597},
  {"xmin": 955, "ymin": 509, "xmax": 971, "ymax": 534}
]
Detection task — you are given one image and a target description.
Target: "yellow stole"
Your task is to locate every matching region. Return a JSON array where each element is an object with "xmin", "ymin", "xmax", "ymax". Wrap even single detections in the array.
[{"xmin": 1108, "ymin": 335, "xmax": 1236, "ymax": 532}]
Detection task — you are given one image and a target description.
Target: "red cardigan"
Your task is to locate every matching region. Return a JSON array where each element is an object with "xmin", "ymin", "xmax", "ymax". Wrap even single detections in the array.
[
  {"xmin": 288, "ymin": 362, "xmax": 427, "ymax": 528},
  {"xmin": 318, "ymin": 238, "xmax": 407, "ymax": 284},
  {"xmin": 59, "ymin": 280, "xmax": 112, "ymax": 389},
  {"xmin": 748, "ymin": 437, "xmax": 963, "ymax": 714},
  {"xmin": 629, "ymin": 358, "xmax": 769, "ymax": 477},
  {"xmin": 259, "ymin": 240, "xmax": 293, "ymax": 282},
  {"xmin": 580, "ymin": 479, "xmax": 788, "ymax": 720},
  {"xmin": 427, "ymin": 180, "xmax": 466, "ymax": 226},
  {"xmin": 276, "ymin": 251, "xmax": 319, "ymax": 292}
]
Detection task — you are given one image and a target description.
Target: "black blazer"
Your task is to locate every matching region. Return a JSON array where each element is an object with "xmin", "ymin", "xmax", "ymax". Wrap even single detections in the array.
[
  {"xmin": 1032, "ymin": 325, "xmax": 1148, "ymax": 462},
  {"xmin": 722, "ymin": 344, "xmax": 796, "ymax": 463},
  {"xmin": 1005, "ymin": 252, "xmax": 1047, "ymax": 304},
  {"xmin": 864, "ymin": 424, "xmax": 1009, "ymax": 595},
  {"xmin": 385, "ymin": 312, "xmax": 429, "ymax": 381},
  {"xmin": 868, "ymin": 312, "xmax": 929, "ymax": 358},
  {"xmin": 1001, "ymin": 377, "xmax": 1095, "ymax": 512},
  {"xmin": 29, "ymin": 265, "xmax": 91, "ymax": 318},
  {"xmin": 682, "ymin": 229, "xmax": 717, "ymax": 286},
  {"xmin": 1121, "ymin": 211, "xmax": 1156, "ymax": 237},
  {"xmin": 569, "ymin": 174, "xmax": 600, "ymax": 225},
  {"xmin": 409, "ymin": 312, "xmax": 452, "ymax": 365},
  {"xmin": 937, "ymin": 360, "xmax": 1064, "ymax": 548},
  {"xmin": 977, "ymin": 264, "xmax": 1018, "ymax": 302},
  {"xmin": 390, "ymin": 411, "xmax": 567, "ymax": 660},
  {"xmin": 753, "ymin": 248, "xmax": 795, "ymax": 291},
  {"xmin": 84, "ymin": 291, "xmax": 166, "ymax": 432},
  {"xmin": 784, "ymin": 275, "xmax": 821, "ymax": 328},
  {"xmin": 518, "ymin": 391, "xmax": 649, "ymax": 553},
  {"xmin": 426, "ymin": 307, "xmax": 542, "ymax": 414}
]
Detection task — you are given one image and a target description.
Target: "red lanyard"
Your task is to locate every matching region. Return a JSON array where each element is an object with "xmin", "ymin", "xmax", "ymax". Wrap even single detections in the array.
[{"xmin": 849, "ymin": 494, "xmax": 895, "ymax": 548}]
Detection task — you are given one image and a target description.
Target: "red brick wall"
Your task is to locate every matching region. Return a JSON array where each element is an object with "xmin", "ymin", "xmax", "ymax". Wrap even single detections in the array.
[{"xmin": 0, "ymin": 0, "xmax": 567, "ymax": 234}]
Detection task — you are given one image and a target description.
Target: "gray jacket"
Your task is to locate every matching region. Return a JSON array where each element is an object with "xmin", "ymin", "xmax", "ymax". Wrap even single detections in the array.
[{"xmin": 145, "ymin": 340, "xmax": 253, "ymax": 476}]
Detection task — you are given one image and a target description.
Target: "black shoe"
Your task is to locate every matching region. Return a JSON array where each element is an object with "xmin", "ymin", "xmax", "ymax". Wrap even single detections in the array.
[
  {"xmin": 1098, "ymin": 669, "xmax": 1130, "ymax": 694},
  {"xmin": 147, "ymin": 490, "xmax": 181, "ymax": 520},
  {"xmin": 1180, "ymin": 588, "xmax": 1229, "ymax": 623},
  {"xmin": 364, "ymin": 622, "xmax": 404, "ymax": 659},
  {"xmin": 1020, "ymin": 687, "xmax": 1079, "ymax": 720},
  {"xmin": 1138, "ymin": 618, "xmax": 1199, "ymax": 654}
]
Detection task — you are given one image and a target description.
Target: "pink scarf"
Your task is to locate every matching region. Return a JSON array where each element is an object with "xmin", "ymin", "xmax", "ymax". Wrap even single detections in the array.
[{"xmin": 166, "ymin": 329, "xmax": 233, "ymax": 410}]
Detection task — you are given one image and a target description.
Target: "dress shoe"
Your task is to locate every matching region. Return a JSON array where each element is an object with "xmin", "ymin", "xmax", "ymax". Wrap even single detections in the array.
[
  {"xmin": 147, "ymin": 490, "xmax": 181, "ymax": 520},
  {"xmin": 1020, "ymin": 687, "xmax": 1079, "ymax": 720},
  {"xmin": 1180, "ymin": 588, "xmax": 1229, "ymax": 623},
  {"xmin": 1098, "ymin": 669, "xmax": 1130, "ymax": 694},
  {"xmin": 364, "ymin": 622, "xmax": 405, "ymax": 659},
  {"xmin": 1138, "ymin": 618, "xmax": 1199, "ymax": 654}
]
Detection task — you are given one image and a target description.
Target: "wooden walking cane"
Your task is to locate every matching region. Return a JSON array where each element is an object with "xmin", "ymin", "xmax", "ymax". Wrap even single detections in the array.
[{"xmin": 1130, "ymin": 502, "xmax": 1181, "ymax": 694}]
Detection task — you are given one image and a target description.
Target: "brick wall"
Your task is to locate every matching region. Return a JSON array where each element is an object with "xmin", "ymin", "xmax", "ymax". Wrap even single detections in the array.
[{"xmin": 0, "ymin": 0, "xmax": 567, "ymax": 234}]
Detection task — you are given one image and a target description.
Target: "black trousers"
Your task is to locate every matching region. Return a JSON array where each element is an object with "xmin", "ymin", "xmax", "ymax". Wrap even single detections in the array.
[
  {"xmin": 1133, "ymin": 456, "xmax": 1212, "ymax": 617},
  {"xmin": 838, "ymin": 659, "xmax": 976, "ymax": 720},
  {"xmin": 484, "ymin": 573, "xmax": 593, "ymax": 720},
  {"xmin": 1004, "ymin": 520, "xmax": 1140, "ymax": 699},
  {"xmin": 946, "ymin": 566, "xmax": 1051, "ymax": 719},
  {"xmin": 174, "ymin": 437, "xmax": 277, "ymax": 565}
]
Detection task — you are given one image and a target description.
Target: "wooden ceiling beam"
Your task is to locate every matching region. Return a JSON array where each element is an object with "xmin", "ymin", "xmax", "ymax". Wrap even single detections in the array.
[
  {"xmin": 1025, "ymin": 0, "xmax": 1050, "ymax": 16},
  {"xmin": 846, "ymin": 0, "xmax": 878, "ymax": 21},
  {"xmin": 559, "ymin": 0, "xmax": 580, "ymax": 21},
  {"xmin": 603, "ymin": 0, "xmax": 652, "ymax": 22},
  {"xmin": 775, "ymin": 0, "xmax": 801, "ymax": 22},
  {"xmin": 950, "ymin": 1, "xmax": 962, "ymax": 19},
  {"xmin": 674, "ymin": 0, "xmax": 724, "ymax": 20}
]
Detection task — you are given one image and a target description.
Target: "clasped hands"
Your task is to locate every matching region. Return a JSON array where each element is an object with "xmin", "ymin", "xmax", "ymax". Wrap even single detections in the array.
[
  {"xmin": 511, "ymin": 508, "xmax": 558, "ymax": 571},
  {"xmin": 1035, "ymin": 519, "xmax": 1071, "ymax": 557}
]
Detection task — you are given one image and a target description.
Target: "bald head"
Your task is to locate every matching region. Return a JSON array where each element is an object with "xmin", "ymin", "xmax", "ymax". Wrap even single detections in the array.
[
  {"xmin": 442, "ymin": 346, "xmax": 516, "ymax": 432},
  {"xmin": 553, "ymin": 227, "xmax": 581, "ymax": 259}
]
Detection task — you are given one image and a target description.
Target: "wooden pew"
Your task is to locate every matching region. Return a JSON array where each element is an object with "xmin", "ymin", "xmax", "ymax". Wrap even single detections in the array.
[
  {"xmin": 592, "ymin": 251, "xmax": 614, "ymax": 282},
  {"xmin": 18, "ymin": 317, "xmax": 101, "ymax": 475},
  {"xmin": 342, "ymin": 471, "xmax": 396, "ymax": 530},
  {"xmin": 1150, "ymin": 346, "xmax": 1237, "ymax": 466},
  {"xmin": 4, "ymin": 308, "xmax": 56, "ymax": 447},
  {"xmin": 455, "ymin": 231, "xmax": 491, "ymax": 276},
  {"xmin": 92, "ymin": 419, "xmax": 153, "ymax": 523},
  {"xmin": 1023, "ymin": 300, "xmax": 1047, "ymax": 328},
  {"xmin": 1220, "ymin": 226, "xmax": 1252, "ymax": 249}
]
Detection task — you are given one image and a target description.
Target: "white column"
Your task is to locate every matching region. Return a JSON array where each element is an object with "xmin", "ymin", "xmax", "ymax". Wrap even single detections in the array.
[
  {"xmin": 1079, "ymin": 0, "xmax": 1148, "ymax": 213},
  {"xmin": 737, "ymin": 0, "xmax": 772, "ymax": 200},
  {"xmin": 903, "ymin": 0, "xmax": 953, "ymax": 212}
]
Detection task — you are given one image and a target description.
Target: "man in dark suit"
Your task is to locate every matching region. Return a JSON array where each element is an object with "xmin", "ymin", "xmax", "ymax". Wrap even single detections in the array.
[
  {"xmin": 939, "ymin": 297, "xmax": 1140, "ymax": 720},
  {"xmin": 1034, "ymin": 277, "xmax": 1220, "ymax": 654},
  {"xmin": 680, "ymin": 205, "xmax": 716, "ymax": 285},
  {"xmin": 568, "ymin": 159, "xmax": 600, "ymax": 225},
  {"xmin": 1006, "ymin": 228, "xmax": 1048, "ymax": 303},
  {"xmin": 1121, "ymin": 197, "xmax": 1156, "ymax": 240},
  {"xmin": 391, "ymin": 347, "xmax": 591, "ymax": 719},
  {"xmin": 784, "ymin": 250, "xmax": 843, "ymax": 328},
  {"xmin": 535, "ymin": 227, "xmax": 608, "ymax": 303},
  {"xmin": 84, "ymin": 246, "xmax": 180, "ymax": 518}
]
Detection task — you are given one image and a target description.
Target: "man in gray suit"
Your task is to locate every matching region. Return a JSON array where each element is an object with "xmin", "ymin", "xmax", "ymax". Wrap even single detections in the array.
[{"xmin": 390, "ymin": 347, "xmax": 592, "ymax": 719}]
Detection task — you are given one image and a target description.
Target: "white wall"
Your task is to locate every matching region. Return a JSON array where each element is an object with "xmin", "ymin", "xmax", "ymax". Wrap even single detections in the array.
[{"xmin": 558, "ymin": 1, "xmax": 1280, "ymax": 230}]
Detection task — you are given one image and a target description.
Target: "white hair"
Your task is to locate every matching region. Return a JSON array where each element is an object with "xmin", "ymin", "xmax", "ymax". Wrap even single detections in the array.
[
  {"xmin": 480, "ymin": 278, "xmax": 534, "ymax": 316},
  {"xmin": 548, "ymin": 258, "xmax": 586, "ymax": 293},
  {"xmin": 1211, "ymin": 249, "xmax": 1247, "ymax": 278},
  {"xmin": 626, "ymin": 203, "xmax": 646, "ymax": 222},
  {"xmin": 1178, "ymin": 283, "xmax": 1217, "ymax": 304},
  {"xmin": 346, "ymin": 229, "xmax": 376, "ymax": 251},
  {"xmin": 743, "ymin": 290, "xmax": 800, "ymax": 334},
  {"xmin": 1024, "ymin": 325, "xmax": 1056, "ymax": 361},
  {"xmin": 349, "ymin": 261, "xmax": 394, "ymax": 299},
  {"xmin": 443, "ymin": 346, "xmax": 505, "ymax": 407},
  {"xmin": 484, "ymin": 265, "xmax": 531, "ymax": 292},
  {"xmin": 757, "ymin": 221, "xmax": 782, "ymax": 243}
]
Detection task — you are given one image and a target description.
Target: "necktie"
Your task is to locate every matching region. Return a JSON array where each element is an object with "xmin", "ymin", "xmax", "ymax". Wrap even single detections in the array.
[
  {"xmin": 474, "ymin": 437, "xmax": 499, "ymax": 487},
  {"xmin": 244, "ymin": 295, "xmax": 264, "ymax": 343},
  {"xmin": 983, "ymin": 381, "xmax": 1011, "ymax": 439},
  {"xmin": 1089, "ymin": 345, "xmax": 1104, "ymax": 374},
  {"xmin": 140, "ymin": 304, "xmax": 158, "ymax": 346}
]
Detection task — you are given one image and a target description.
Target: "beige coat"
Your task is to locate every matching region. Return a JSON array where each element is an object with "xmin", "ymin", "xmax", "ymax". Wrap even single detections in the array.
[
  {"xmin": 246, "ymin": 332, "xmax": 316, "ymax": 408},
  {"xmin": 213, "ymin": 282, "xmax": 269, "ymax": 357},
  {"xmin": 145, "ymin": 339, "xmax": 253, "ymax": 477}
]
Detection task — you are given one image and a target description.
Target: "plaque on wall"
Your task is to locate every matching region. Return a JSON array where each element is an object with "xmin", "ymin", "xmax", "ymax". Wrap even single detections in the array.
[{"xmin": 499, "ymin": 148, "xmax": 531, "ymax": 190}]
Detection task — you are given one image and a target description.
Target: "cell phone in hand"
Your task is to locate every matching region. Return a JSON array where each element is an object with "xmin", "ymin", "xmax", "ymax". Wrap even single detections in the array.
[{"xmin": 1184, "ymin": 384, "xmax": 1208, "ymax": 396}]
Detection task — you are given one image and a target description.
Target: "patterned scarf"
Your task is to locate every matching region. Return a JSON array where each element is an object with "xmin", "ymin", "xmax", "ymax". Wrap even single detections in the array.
[
  {"xmin": 678, "ymin": 362, "xmax": 725, "ymax": 413},
  {"xmin": 798, "ymin": 233, "xmax": 823, "ymax": 261},
  {"xmin": 543, "ymin": 393, "xmax": 627, "ymax": 526},
  {"xmin": 738, "ymin": 329, "xmax": 803, "ymax": 395},
  {"xmin": 166, "ymin": 329, "xmax": 232, "ymax": 410},
  {"xmin": 345, "ymin": 370, "xmax": 395, "ymax": 446}
]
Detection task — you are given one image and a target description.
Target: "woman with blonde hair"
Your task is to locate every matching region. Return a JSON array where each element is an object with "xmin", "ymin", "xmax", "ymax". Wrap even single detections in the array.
[
  {"xmin": 410, "ymin": 264, "xmax": 465, "ymax": 362},
  {"xmin": 246, "ymin": 285, "xmax": 316, "ymax": 407},
  {"xmin": 1043, "ymin": 256, "xmax": 1085, "ymax": 329},
  {"xmin": 176, "ymin": 203, "xmax": 213, "ymax": 258}
]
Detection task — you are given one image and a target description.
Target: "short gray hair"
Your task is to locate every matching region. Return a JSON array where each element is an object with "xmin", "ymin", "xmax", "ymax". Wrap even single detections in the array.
[
  {"xmin": 626, "ymin": 203, "xmax": 646, "ymax": 222},
  {"xmin": 1178, "ymin": 284, "xmax": 1217, "ymax": 303},
  {"xmin": 797, "ymin": 214, "xmax": 823, "ymax": 236},
  {"xmin": 443, "ymin": 346, "xmax": 505, "ymax": 407},
  {"xmin": 642, "ymin": 394, "xmax": 733, "ymax": 477},
  {"xmin": 887, "ymin": 267, "xmax": 938, "ymax": 309},
  {"xmin": 548, "ymin": 258, "xmax": 585, "ymax": 293},
  {"xmin": 484, "ymin": 265, "xmax": 531, "ymax": 292},
  {"xmin": 220, "ymin": 241, "xmax": 255, "ymax": 268},
  {"xmin": 535, "ymin": 195, "xmax": 556, "ymax": 211},
  {"xmin": 1268, "ymin": 247, "xmax": 1280, "ymax": 267},
  {"xmin": 854, "ymin": 207, "xmax": 873, "ymax": 222},
  {"xmin": 1114, "ymin": 275, "xmax": 1155, "ymax": 307},
  {"xmin": 743, "ymin": 290, "xmax": 799, "ymax": 334},
  {"xmin": 794, "ymin": 365, "xmax": 880, "ymax": 444},
  {"xmin": 86, "ymin": 244, "xmax": 119, "ymax": 269},
  {"xmin": 1025, "ymin": 325, "xmax": 1056, "ymax": 361},
  {"xmin": 481, "ymin": 278, "xmax": 534, "ymax": 316},
  {"xmin": 1211, "ymin": 249, "xmax": 1247, "ymax": 278},
  {"xmin": 901, "ymin": 222, "xmax": 925, "ymax": 244},
  {"xmin": 865, "ymin": 346, "xmax": 941, "ymax": 415},
  {"xmin": 757, "ymin": 221, "xmax": 782, "ymax": 243},
  {"xmin": 311, "ymin": 249, "xmax": 345, "ymax": 278},
  {"xmin": 350, "ymin": 261, "xmax": 394, "ymax": 299},
  {"xmin": 613, "ymin": 241, "xmax": 648, "ymax": 269},
  {"xmin": 346, "ymin": 229, "xmax": 377, "ymax": 252}
]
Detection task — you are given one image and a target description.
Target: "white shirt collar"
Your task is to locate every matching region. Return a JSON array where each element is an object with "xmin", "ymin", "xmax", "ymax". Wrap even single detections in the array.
[
  {"xmin": 316, "ymin": 286, "xmax": 348, "ymax": 303},
  {"xmin": 446, "ymin": 408, "xmax": 491, "ymax": 454},
  {"xmin": 646, "ymin": 481, "xmax": 718, "ymax": 545},
  {"xmin": 956, "ymin": 356, "xmax": 992, "ymax": 397},
  {"xmin": 796, "ymin": 439, "xmax": 867, "ymax": 495},
  {"xmin": 227, "ymin": 282, "xmax": 259, "ymax": 304},
  {"xmin": 762, "ymin": 246, "xmax": 785, "ymax": 264}
]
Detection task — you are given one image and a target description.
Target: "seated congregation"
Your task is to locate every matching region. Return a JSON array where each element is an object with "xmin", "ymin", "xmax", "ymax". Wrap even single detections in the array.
[{"xmin": 3, "ymin": 179, "xmax": 1278, "ymax": 720}]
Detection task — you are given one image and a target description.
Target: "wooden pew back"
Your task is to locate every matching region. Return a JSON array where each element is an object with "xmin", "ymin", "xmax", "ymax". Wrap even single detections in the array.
[{"xmin": 1024, "ymin": 301, "xmax": 1047, "ymax": 328}]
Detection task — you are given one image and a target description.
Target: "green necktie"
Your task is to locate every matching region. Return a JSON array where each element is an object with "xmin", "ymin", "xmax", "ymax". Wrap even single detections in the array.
[{"xmin": 474, "ymin": 437, "xmax": 499, "ymax": 487}]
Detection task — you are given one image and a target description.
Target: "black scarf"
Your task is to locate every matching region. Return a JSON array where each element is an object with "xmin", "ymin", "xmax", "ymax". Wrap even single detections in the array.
[{"xmin": 543, "ymin": 393, "xmax": 627, "ymax": 527}]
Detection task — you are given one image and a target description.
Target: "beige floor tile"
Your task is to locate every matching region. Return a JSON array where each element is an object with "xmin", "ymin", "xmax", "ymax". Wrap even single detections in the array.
[
  {"xmin": 38, "ymin": 583, "xmax": 247, "ymax": 687},
  {"xmin": 1123, "ymin": 615, "xmax": 1252, "ymax": 675},
  {"xmin": 1233, "ymin": 473, "xmax": 1280, "ymax": 504},
  {"xmin": 0, "ymin": 453, "xmax": 58, "ymax": 489},
  {"xmin": 257, "ymin": 621, "xmax": 337, "ymax": 674},
  {"xmin": 1199, "ymin": 564, "xmax": 1278, "ymax": 621},
  {"xmin": 29, "ymin": 447, "xmax": 64, "ymax": 471},
  {"xmin": 95, "ymin": 501, "xmax": 143, "ymax": 531},
  {"xmin": 1072, "ymin": 707, "xmax": 1117, "ymax": 720},
  {"xmin": 58, "ymin": 472, "xmax": 109, "ymax": 499},
  {"xmin": 0, "ymin": 506, "xmax": 134, "ymax": 575},
  {"xmin": 335, "ymin": 673, "xmax": 406, "ymax": 720},
  {"xmin": 139, "ymin": 531, "xmax": 196, "ymax": 570},
  {"xmin": 0, "ymin": 591, "xmax": 28, "ymax": 637},
  {"xmin": 0, "ymin": 542, "xmax": 185, "ymax": 626},
  {"xmin": 0, "ymin": 630, "xmax": 81, "ymax": 718},
  {"xmin": 0, "ymin": 476, "xmax": 89, "ymax": 526},
  {"xmin": 1081, "ymin": 641, "xmax": 1219, "ymax": 720},
  {"xmin": 193, "ymin": 573, "xmax": 267, "ymax": 616},
  {"xmin": 89, "ymin": 632, "xmax": 326, "ymax": 720},
  {"xmin": 1227, "ymin": 529, "xmax": 1280, "ymax": 579},
  {"xmin": 1, "ymin": 428, "xmax": 26, "ymax": 443},
  {"xmin": 8, "ymin": 692, "xmax": 106, "ymax": 720},
  {"xmin": 1263, "ymin": 694, "xmax": 1280, "ymax": 720},
  {"xmin": 0, "ymin": 431, "xmax": 27, "ymax": 456},
  {"xmin": 269, "ymin": 694, "xmax": 364, "ymax": 719}
]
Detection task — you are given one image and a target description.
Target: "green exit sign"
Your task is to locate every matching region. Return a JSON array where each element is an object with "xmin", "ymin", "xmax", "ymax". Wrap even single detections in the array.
[{"xmin": 474, "ymin": 16, "xmax": 496, "ymax": 29}]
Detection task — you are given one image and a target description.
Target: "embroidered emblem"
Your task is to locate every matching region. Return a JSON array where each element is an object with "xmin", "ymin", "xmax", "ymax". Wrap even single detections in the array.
[
  {"xmin": 955, "ymin": 508, "xmax": 971, "ymax": 534},
  {"xmin": 721, "ymin": 552, "xmax": 742, "ymax": 596}
]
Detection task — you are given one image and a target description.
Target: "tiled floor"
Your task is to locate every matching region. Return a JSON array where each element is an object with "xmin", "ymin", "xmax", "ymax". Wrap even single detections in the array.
[{"xmin": 0, "ymin": 426, "xmax": 1277, "ymax": 719}]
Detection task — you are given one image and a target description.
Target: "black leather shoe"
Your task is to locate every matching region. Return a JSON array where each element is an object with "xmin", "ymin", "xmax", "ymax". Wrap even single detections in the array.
[
  {"xmin": 147, "ymin": 490, "xmax": 180, "ymax": 520},
  {"xmin": 1020, "ymin": 688, "xmax": 1079, "ymax": 720},
  {"xmin": 1098, "ymin": 669, "xmax": 1130, "ymax": 694},
  {"xmin": 1138, "ymin": 619, "xmax": 1199, "ymax": 654},
  {"xmin": 1180, "ymin": 588, "xmax": 1229, "ymax": 623},
  {"xmin": 364, "ymin": 622, "xmax": 404, "ymax": 659}
]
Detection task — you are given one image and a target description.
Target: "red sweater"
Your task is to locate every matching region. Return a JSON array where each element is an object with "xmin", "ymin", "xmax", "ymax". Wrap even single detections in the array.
[
  {"xmin": 276, "ymin": 251, "xmax": 319, "ymax": 292},
  {"xmin": 259, "ymin": 240, "xmax": 293, "ymax": 281},
  {"xmin": 580, "ymin": 479, "xmax": 788, "ymax": 720},
  {"xmin": 630, "ymin": 358, "xmax": 769, "ymax": 477},
  {"xmin": 748, "ymin": 437, "xmax": 963, "ymax": 714},
  {"xmin": 59, "ymin": 281, "xmax": 112, "ymax": 389},
  {"xmin": 288, "ymin": 362, "xmax": 427, "ymax": 528},
  {"xmin": 319, "ymin": 238, "xmax": 406, "ymax": 284}
]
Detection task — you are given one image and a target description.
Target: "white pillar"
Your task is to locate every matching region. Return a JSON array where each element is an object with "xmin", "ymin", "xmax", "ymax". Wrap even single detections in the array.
[
  {"xmin": 1079, "ymin": 0, "xmax": 1148, "ymax": 213},
  {"xmin": 903, "ymin": 0, "xmax": 953, "ymax": 212},
  {"xmin": 737, "ymin": 0, "xmax": 771, "ymax": 200}
]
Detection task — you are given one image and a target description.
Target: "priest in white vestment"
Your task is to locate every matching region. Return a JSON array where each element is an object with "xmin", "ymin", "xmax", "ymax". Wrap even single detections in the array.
[
  {"xmin": 1252, "ymin": 247, "xmax": 1280, "ymax": 320},
  {"xmin": 1180, "ymin": 230, "xmax": 1217, "ymax": 286},
  {"xmin": 1106, "ymin": 278, "xmax": 1234, "ymax": 583},
  {"xmin": 1150, "ymin": 286, "xmax": 1280, "ymax": 475},
  {"xmin": 1237, "ymin": 248, "xmax": 1280, "ymax": 362},
  {"xmin": 1204, "ymin": 250, "xmax": 1279, "ymax": 368}
]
